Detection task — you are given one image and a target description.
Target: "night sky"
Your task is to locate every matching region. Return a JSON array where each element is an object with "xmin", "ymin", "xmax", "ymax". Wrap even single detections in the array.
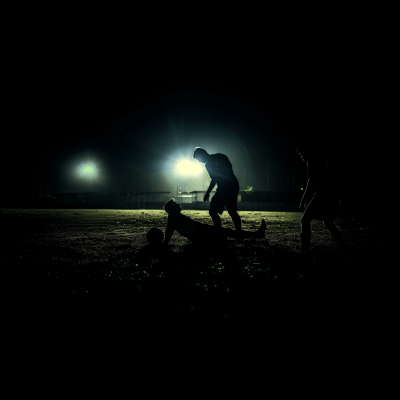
[{"xmin": 2, "ymin": 13, "xmax": 387, "ymax": 214}]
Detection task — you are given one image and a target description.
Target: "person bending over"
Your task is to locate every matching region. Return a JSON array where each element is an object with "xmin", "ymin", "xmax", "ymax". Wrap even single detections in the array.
[{"xmin": 193, "ymin": 147, "xmax": 242, "ymax": 233}]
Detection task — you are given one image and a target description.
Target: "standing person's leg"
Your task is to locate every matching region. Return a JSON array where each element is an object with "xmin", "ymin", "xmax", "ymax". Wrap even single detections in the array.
[
  {"xmin": 300, "ymin": 200, "xmax": 317, "ymax": 254},
  {"xmin": 323, "ymin": 220, "xmax": 344, "ymax": 244},
  {"xmin": 227, "ymin": 209, "xmax": 241, "ymax": 231},
  {"xmin": 321, "ymin": 194, "xmax": 345, "ymax": 245},
  {"xmin": 301, "ymin": 195, "xmax": 343, "ymax": 253},
  {"xmin": 209, "ymin": 192, "xmax": 224, "ymax": 228},
  {"xmin": 300, "ymin": 215, "xmax": 313, "ymax": 254},
  {"xmin": 209, "ymin": 211, "xmax": 222, "ymax": 228},
  {"xmin": 226, "ymin": 181, "xmax": 242, "ymax": 231}
]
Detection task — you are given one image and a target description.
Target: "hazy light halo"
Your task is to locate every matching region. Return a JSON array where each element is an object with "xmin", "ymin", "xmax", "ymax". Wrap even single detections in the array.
[
  {"xmin": 176, "ymin": 159, "xmax": 202, "ymax": 177},
  {"xmin": 77, "ymin": 161, "xmax": 98, "ymax": 178}
]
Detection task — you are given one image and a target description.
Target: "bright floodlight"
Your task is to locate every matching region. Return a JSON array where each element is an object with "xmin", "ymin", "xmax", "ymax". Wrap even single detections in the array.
[
  {"xmin": 176, "ymin": 159, "xmax": 202, "ymax": 177},
  {"xmin": 77, "ymin": 162, "xmax": 98, "ymax": 178}
]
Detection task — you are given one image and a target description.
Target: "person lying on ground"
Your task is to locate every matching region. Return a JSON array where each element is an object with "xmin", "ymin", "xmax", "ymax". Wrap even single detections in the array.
[{"xmin": 161, "ymin": 198, "xmax": 266, "ymax": 246}]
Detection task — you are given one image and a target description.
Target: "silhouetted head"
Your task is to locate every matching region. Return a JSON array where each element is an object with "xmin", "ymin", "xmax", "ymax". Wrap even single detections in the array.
[
  {"xmin": 193, "ymin": 147, "xmax": 210, "ymax": 163},
  {"xmin": 163, "ymin": 198, "xmax": 182, "ymax": 215},
  {"xmin": 296, "ymin": 143, "xmax": 317, "ymax": 162}
]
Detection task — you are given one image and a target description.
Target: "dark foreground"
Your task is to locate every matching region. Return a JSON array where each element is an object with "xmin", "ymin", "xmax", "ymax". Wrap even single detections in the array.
[{"xmin": 2, "ymin": 209, "xmax": 394, "ymax": 343}]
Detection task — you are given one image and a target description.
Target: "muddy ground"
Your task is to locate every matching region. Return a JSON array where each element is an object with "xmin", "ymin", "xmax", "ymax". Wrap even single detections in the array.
[{"xmin": 1, "ymin": 208, "xmax": 394, "ymax": 342}]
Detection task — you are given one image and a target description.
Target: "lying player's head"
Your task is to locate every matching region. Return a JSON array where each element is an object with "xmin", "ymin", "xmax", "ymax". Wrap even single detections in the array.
[
  {"xmin": 163, "ymin": 198, "xmax": 182, "ymax": 214},
  {"xmin": 193, "ymin": 147, "xmax": 209, "ymax": 163},
  {"xmin": 296, "ymin": 143, "xmax": 316, "ymax": 162}
]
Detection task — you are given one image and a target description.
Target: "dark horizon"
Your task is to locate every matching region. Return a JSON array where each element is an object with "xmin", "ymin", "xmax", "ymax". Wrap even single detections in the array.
[{"xmin": 1, "ymin": 45, "xmax": 381, "ymax": 214}]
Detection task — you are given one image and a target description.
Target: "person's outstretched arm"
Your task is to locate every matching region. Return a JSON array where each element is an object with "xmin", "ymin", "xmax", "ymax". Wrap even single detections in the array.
[
  {"xmin": 204, "ymin": 179, "xmax": 216, "ymax": 202},
  {"xmin": 300, "ymin": 178, "xmax": 314, "ymax": 211},
  {"xmin": 162, "ymin": 219, "xmax": 175, "ymax": 245}
]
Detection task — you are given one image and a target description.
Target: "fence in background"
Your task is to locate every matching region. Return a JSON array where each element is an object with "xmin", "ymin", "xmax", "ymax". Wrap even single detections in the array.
[{"xmin": 1, "ymin": 190, "xmax": 304, "ymax": 211}]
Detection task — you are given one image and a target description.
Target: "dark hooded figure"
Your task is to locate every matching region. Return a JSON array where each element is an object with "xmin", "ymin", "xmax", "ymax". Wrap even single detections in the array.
[{"xmin": 297, "ymin": 143, "xmax": 345, "ymax": 255}]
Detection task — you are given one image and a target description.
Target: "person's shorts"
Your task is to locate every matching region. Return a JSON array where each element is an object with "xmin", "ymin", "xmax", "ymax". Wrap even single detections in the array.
[
  {"xmin": 303, "ymin": 193, "xmax": 340, "ymax": 222},
  {"xmin": 210, "ymin": 179, "xmax": 239, "ymax": 215}
]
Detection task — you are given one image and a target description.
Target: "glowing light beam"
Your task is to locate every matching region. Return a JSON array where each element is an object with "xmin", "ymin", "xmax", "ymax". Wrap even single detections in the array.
[
  {"xmin": 77, "ymin": 162, "xmax": 98, "ymax": 178},
  {"xmin": 175, "ymin": 159, "xmax": 202, "ymax": 177}
]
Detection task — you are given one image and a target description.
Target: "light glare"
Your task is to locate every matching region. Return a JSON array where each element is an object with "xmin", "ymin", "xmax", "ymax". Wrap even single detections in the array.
[
  {"xmin": 176, "ymin": 159, "xmax": 202, "ymax": 177},
  {"xmin": 77, "ymin": 162, "xmax": 98, "ymax": 178}
]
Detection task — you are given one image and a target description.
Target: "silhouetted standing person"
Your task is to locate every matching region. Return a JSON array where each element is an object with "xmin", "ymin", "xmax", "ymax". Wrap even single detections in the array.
[
  {"xmin": 193, "ymin": 147, "xmax": 242, "ymax": 233},
  {"xmin": 297, "ymin": 144, "xmax": 345, "ymax": 255}
]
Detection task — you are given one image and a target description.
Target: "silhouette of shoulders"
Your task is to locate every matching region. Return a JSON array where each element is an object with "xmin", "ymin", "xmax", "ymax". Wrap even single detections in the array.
[
  {"xmin": 206, "ymin": 153, "xmax": 234, "ymax": 176},
  {"xmin": 208, "ymin": 153, "xmax": 232, "ymax": 167}
]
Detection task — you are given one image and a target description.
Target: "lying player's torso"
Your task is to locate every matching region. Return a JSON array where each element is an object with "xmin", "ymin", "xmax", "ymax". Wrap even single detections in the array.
[{"xmin": 169, "ymin": 213, "xmax": 209, "ymax": 238}]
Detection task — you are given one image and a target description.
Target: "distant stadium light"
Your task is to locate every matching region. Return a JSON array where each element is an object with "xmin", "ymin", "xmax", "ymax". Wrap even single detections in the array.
[
  {"xmin": 176, "ymin": 159, "xmax": 202, "ymax": 177},
  {"xmin": 77, "ymin": 162, "xmax": 98, "ymax": 178}
]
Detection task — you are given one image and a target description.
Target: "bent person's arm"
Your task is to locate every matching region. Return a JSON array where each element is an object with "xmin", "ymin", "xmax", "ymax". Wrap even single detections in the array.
[
  {"xmin": 204, "ymin": 179, "xmax": 216, "ymax": 201},
  {"xmin": 162, "ymin": 221, "xmax": 175, "ymax": 245}
]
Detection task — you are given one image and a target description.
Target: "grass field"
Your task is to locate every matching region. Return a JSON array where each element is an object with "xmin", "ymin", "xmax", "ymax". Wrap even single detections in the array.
[{"xmin": 2, "ymin": 207, "xmax": 393, "ymax": 339}]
